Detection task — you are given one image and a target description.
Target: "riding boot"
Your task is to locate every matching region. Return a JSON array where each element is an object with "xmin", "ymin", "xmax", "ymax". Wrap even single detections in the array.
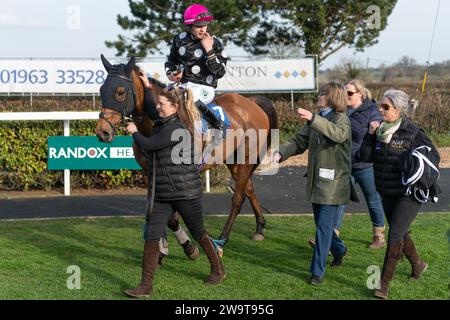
[
  {"xmin": 374, "ymin": 241, "xmax": 404, "ymax": 300},
  {"xmin": 403, "ymin": 232, "xmax": 428, "ymax": 280},
  {"xmin": 195, "ymin": 100, "xmax": 226, "ymax": 137},
  {"xmin": 198, "ymin": 233, "xmax": 226, "ymax": 284},
  {"xmin": 124, "ymin": 240, "xmax": 160, "ymax": 298},
  {"xmin": 369, "ymin": 226, "xmax": 386, "ymax": 249}
]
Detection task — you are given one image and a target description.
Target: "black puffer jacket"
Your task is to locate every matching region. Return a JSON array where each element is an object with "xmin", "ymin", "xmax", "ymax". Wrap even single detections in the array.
[
  {"xmin": 132, "ymin": 114, "xmax": 202, "ymax": 201},
  {"xmin": 360, "ymin": 117, "xmax": 437, "ymax": 197},
  {"xmin": 165, "ymin": 31, "xmax": 228, "ymax": 88}
]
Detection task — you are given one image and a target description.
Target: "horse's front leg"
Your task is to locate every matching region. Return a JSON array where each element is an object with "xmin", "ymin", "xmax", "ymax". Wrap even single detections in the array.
[{"xmin": 219, "ymin": 164, "xmax": 254, "ymax": 246}]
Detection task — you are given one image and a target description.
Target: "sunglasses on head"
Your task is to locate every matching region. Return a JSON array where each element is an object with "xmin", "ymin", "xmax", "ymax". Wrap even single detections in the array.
[
  {"xmin": 318, "ymin": 91, "xmax": 327, "ymax": 96},
  {"xmin": 379, "ymin": 103, "xmax": 394, "ymax": 111},
  {"xmin": 347, "ymin": 91, "xmax": 358, "ymax": 97},
  {"xmin": 166, "ymin": 84, "xmax": 185, "ymax": 100}
]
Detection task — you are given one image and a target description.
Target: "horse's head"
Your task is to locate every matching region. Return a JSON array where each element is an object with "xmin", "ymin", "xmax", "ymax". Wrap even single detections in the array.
[{"xmin": 95, "ymin": 54, "xmax": 136, "ymax": 143}]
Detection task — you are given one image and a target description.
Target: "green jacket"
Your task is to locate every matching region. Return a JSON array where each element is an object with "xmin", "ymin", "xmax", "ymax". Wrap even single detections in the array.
[{"xmin": 278, "ymin": 111, "xmax": 352, "ymax": 205}]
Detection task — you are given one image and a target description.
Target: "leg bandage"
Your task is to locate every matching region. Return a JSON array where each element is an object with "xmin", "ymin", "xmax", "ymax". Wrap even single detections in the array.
[
  {"xmin": 159, "ymin": 237, "xmax": 169, "ymax": 256},
  {"xmin": 173, "ymin": 226, "xmax": 190, "ymax": 245}
]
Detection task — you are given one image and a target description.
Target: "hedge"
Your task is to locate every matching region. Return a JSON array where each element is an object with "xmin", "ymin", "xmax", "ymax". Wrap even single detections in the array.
[{"xmin": 0, "ymin": 120, "xmax": 145, "ymax": 191}]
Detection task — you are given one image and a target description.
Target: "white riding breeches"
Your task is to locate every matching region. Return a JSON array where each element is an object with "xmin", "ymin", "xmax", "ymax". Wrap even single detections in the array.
[{"xmin": 181, "ymin": 82, "xmax": 215, "ymax": 104}]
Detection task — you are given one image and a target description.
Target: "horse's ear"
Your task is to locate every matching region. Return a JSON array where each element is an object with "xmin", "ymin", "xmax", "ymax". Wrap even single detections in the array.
[
  {"xmin": 100, "ymin": 54, "xmax": 112, "ymax": 73},
  {"xmin": 125, "ymin": 56, "xmax": 136, "ymax": 77}
]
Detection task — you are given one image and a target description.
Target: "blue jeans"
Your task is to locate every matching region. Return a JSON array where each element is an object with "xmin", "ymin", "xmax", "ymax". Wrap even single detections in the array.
[
  {"xmin": 336, "ymin": 167, "xmax": 385, "ymax": 229},
  {"xmin": 310, "ymin": 204, "xmax": 346, "ymax": 278}
]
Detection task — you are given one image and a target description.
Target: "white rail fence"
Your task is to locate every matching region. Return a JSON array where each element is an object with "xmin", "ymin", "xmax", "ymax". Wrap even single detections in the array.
[{"xmin": 0, "ymin": 112, "xmax": 211, "ymax": 196}]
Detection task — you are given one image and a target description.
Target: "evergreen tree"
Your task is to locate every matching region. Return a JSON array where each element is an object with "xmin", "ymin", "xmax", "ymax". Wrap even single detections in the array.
[{"xmin": 106, "ymin": 0, "xmax": 397, "ymax": 63}]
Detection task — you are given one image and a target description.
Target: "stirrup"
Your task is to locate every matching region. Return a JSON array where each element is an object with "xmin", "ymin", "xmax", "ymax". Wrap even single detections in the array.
[{"xmin": 211, "ymin": 121, "xmax": 227, "ymax": 138}]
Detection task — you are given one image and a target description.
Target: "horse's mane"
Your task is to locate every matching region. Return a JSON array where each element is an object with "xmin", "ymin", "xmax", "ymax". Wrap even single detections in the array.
[{"xmin": 148, "ymin": 76, "xmax": 167, "ymax": 90}]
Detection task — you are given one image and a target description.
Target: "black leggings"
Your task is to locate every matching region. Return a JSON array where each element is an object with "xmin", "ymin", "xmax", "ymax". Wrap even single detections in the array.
[
  {"xmin": 382, "ymin": 195, "xmax": 421, "ymax": 244},
  {"xmin": 144, "ymin": 197, "xmax": 205, "ymax": 242}
]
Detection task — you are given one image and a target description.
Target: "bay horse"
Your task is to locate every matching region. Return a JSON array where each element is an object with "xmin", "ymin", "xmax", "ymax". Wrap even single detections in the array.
[{"xmin": 95, "ymin": 55, "xmax": 278, "ymax": 253}]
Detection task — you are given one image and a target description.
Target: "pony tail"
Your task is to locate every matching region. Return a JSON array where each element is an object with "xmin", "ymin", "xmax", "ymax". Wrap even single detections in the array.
[
  {"xmin": 183, "ymin": 88, "xmax": 201, "ymax": 133},
  {"xmin": 175, "ymin": 87, "xmax": 201, "ymax": 137}
]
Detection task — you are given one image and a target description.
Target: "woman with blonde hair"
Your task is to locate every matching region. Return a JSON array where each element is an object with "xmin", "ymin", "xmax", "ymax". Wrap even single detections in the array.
[
  {"xmin": 334, "ymin": 79, "xmax": 386, "ymax": 249},
  {"xmin": 124, "ymin": 85, "xmax": 225, "ymax": 298}
]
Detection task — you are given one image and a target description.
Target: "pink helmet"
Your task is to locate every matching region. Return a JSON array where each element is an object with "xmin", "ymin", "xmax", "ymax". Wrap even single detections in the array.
[{"xmin": 183, "ymin": 4, "xmax": 213, "ymax": 26}]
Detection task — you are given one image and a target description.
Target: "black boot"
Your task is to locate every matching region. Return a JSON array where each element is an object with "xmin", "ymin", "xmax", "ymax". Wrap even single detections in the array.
[{"xmin": 195, "ymin": 100, "xmax": 226, "ymax": 137}]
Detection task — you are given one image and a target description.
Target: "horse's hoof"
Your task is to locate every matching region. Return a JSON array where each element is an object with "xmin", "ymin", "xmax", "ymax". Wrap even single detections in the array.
[
  {"xmin": 188, "ymin": 246, "xmax": 200, "ymax": 261},
  {"xmin": 182, "ymin": 242, "xmax": 199, "ymax": 261},
  {"xmin": 252, "ymin": 233, "xmax": 265, "ymax": 241}
]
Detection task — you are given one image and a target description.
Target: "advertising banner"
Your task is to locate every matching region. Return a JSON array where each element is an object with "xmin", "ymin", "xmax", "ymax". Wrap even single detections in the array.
[
  {"xmin": 47, "ymin": 136, "xmax": 141, "ymax": 170},
  {"xmin": 0, "ymin": 57, "xmax": 316, "ymax": 94}
]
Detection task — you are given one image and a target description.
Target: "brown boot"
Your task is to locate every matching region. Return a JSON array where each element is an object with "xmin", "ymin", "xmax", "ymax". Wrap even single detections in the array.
[
  {"xmin": 198, "ymin": 234, "xmax": 226, "ymax": 284},
  {"xmin": 374, "ymin": 241, "xmax": 404, "ymax": 300},
  {"xmin": 369, "ymin": 226, "xmax": 386, "ymax": 249},
  {"xmin": 124, "ymin": 240, "xmax": 160, "ymax": 298},
  {"xmin": 403, "ymin": 233, "xmax": 428, "ymax": 280}
]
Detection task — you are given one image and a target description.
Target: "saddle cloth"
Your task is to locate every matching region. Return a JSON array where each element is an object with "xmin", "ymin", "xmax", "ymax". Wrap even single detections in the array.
[{"xmin": 200, "ymin": 102, "xmax": 231, "ymax": 133}]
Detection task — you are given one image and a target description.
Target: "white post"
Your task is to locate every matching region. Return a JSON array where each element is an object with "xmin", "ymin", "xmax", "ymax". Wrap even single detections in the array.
[
  {"xmin": 205, "ymin": 169, "xmax": 210, "ymax": 193},
  {"xmin": 63, "ymin": 120, "xmax": 71, "ymax": 196},
  {"xmin": 291, "ymin": 90, "xmax": 294, "ymax": 110}
]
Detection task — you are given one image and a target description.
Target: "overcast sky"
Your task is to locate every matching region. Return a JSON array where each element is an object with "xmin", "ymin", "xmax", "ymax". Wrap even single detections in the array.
[{"xmin": 0, "ymin": 0, "xmax": 448, "ymax": 70}]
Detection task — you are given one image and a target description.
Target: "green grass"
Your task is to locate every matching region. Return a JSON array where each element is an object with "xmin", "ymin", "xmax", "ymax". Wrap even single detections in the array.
[{"xmin": 0, "ymin": 214, "xmax": 448, "ymax": 300}]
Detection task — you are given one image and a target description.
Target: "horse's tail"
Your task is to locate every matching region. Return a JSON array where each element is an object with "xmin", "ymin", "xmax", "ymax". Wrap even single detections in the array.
[{"xmin": 249, "ymin": 95, "xmax": 279, "ymax": 147}]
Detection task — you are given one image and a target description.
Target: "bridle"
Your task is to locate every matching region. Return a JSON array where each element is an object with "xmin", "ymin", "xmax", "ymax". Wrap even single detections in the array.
[{"xmin": 98, "ymin": 73, "xmax": 143, "ymax": 135}]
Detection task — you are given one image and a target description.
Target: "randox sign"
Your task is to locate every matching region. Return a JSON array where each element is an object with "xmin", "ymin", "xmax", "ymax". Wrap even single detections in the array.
[{"xmin": 47, "ymin": 136, "xmax": 141, "ymax": 170}]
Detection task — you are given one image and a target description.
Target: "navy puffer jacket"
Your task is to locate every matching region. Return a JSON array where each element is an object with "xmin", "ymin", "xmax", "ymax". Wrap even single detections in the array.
[{"xmin": 349, "ymin": 98, "xmax": 383, "ymax": 170}]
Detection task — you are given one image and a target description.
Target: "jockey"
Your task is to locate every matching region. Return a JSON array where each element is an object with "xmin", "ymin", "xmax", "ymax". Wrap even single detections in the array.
[{"xmin": 165, "ymin": 3, "xmax": 228, "ymax": 135}]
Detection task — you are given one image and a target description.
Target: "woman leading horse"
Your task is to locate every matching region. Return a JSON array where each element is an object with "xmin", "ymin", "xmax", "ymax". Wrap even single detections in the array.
[
  {"xmin": 94, "ymin": 55, "xmax": 278, "ymax": 255},
  {"xmin": 123, "ymin": 85, "xmax": 225, "ymax": 297}
]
